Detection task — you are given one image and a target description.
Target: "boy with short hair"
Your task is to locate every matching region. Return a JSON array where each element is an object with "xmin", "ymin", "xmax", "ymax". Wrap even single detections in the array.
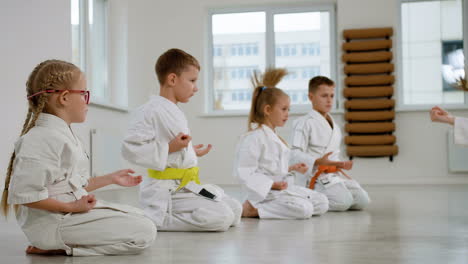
[
  {"xmin": 122, "ymin": 48, "xmax": 241, "ymax": 231},
  {"xmin": 290, "ymin": 76, "xmax": 370, "ymax": 211}
]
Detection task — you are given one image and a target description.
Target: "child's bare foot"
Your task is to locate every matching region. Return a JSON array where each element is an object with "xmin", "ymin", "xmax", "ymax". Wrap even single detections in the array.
[
  {"xmin": 25, "ymin": 246, "xmax": 66, "ymax": 255},
  {"xmin": 242, "ymin": 201, "xmax": 259, "ymax": 218}
]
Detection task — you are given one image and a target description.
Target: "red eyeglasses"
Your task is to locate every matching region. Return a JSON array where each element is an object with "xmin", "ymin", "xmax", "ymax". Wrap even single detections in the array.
[{"xmin": 27, "ymin": 89, "xmax": 90, "ymax": 104}]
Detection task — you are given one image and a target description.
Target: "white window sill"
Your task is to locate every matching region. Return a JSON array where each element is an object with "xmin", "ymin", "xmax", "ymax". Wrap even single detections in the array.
[
  {"xmin": 89, "ymin": 101, "xmax": 129, "ymax": 113},
  {"xmin": 199, "ymin": 104, "xmax": 468, "ymax": 117},
  {"xmin": 199, "ymin": 108, "xmax": 345, "ymax": 117}
]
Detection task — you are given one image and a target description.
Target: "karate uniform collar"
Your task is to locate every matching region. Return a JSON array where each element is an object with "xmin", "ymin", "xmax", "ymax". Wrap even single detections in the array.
[
  {"xmin": 260, "ymin": 124, "xmax": 288, "ymax": 148},
  {"xmin": 308, "ymin": 109, "xmax": 335, "ymax": 124},
  {"xmin": 35, "ymin": 113, "xmax": 80, "ymax": 144},
  {"xmin": 153, "ymin": 94, "xmax": 180, "ymax": 106},
  {"xmin": 152, "ymin": 95, "xmax": 182, "ymax": 111},
  {"xmin": 36, "ymin": 113, "xmax": 72, "ymax": 130},
  {"xmin": 153, "ymin": 95, "xmax": 188, "ymax": 122}
]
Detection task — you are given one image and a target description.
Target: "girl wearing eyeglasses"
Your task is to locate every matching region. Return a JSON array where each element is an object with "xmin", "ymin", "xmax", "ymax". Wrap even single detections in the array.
[{"xmin": 1, "ymin": 60, "xmax": 155, "ymax": 256}]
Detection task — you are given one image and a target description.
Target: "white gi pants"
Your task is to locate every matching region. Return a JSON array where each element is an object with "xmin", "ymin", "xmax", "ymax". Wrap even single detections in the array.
[
  {"xmin": 60, "ymin": 208, "xmax": 156, "ymax": 256},
  {"xmin": 314, "ymin": 177, "xmax": 370, "ymax": 211},
  {"xmin": 157, "ymin": 184, "xmax": 242, "ymax": 232},
  {"xmin": 255, "ymin": 186, "xmax": 329, "ymax": 219}
]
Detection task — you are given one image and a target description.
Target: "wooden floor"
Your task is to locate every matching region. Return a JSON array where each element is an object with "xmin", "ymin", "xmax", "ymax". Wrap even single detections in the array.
[{"xmin": 1, "ymin": 184, "xmax": 468, "ymax": 264}]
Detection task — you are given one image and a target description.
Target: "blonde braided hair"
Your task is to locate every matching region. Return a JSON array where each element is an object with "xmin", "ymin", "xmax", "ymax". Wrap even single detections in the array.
[{"xmin": 1, "ymin": 60, "xmax": 81, "ymax": 217}]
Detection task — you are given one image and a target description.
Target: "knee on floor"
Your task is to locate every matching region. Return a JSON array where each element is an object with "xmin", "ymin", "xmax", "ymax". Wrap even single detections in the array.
[
  {"xmin": 191, "ymin": 204, "xmax": 235, "ymax": 231},
  {"xmin": 285, "ymin": 199, "xmax": 315, "ymax": 219},
  {"xmin": 226, "ymin": 199, "xmax": 242, "ymax": 226},
  {"xmin": 131, "ymin": 216, "xmax": 157, "ymax": 250},
  {"xmin": 351, "ymin": 194, "xmax": 371, "ymax": 210},
  {"xmin": 313, "ymin": 197, "xmax": 329, "ymax": 215},
  {"xmin": 329, "ymin": 193, "xmax": 354, "ymax": 212},
  {"xmin": 230, "ymin": 199, "xmax": 243, "ymax": 219}
]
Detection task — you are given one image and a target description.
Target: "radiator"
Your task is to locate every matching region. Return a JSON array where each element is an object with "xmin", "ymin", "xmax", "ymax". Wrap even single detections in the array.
[
  {"xmin": 447, "ymin": 130, "xmax": 468, "ymax": 173},
  {"xmin": 90, "ymin": 128, "xmax": 126, "ymax": 177}
]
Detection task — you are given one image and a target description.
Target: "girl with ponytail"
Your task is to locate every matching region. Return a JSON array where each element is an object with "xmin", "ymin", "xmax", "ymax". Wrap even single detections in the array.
[{"xmin": 233, "ymin": 68, "xmax": 329, "ymax": 219}]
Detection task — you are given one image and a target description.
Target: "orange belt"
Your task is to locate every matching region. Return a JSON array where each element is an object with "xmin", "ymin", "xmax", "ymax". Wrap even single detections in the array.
[{"xmin": 308, "ymin": 165, "xmax": 352, "ymax": 190}]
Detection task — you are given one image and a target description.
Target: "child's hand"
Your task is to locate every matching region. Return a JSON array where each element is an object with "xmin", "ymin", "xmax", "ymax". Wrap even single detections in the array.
[
  {"xmin": 69, "ymin": 194, "xmax": 96, "ymax": 213},
  {"xmin": 430, "ymin": 106, "xmax": 455, "ymax": 125},
  {"xmin": 337, "ymin": 160, "xmax": 353, "ymax": 170},
  {"xmin": 315, "ymin": 152, "xmax": 334, "ymax": 166},
  {"xmin": 193, "ymin": 144, "xmax": 212, "ymax": 157},
  {"xmin": 111, "ymin": 169, "xmax": 142, "ymax": 187},
  {"xmin": 271, "ymin": 181, "xmax": 288, "ymax": 190},
  {"xmin": 169, "ymin": 133, "xmax": 192, "ymax": 153},
  {"xmin": 316, "ymin": 152, "xmax": 344, "ymax": 167},
  {"xmin": 288, "ymin": 163, "xmax": 309, "ymax": 174}
]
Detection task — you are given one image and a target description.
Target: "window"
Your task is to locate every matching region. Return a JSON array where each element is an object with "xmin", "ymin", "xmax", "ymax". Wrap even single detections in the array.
[
  {"xmin": 400, "ymin": 0, "xmax": 466, "ymax": 107},
  {"xmin": 238, "ymin": 45, "xmax": 244, "ymax": 56},
  {"xmin": 231, "ymin": 46, "xmax": 237, "ymax": 56},
  {"xmin": 292, "ymin": 93, "xmax": 298, "ymax": 102},
  {"xmin": 274, "ymin": 12, "xmax": 332, "ymax": 101},
  {"xmin": 208, "ymin": 6, "xmax": 336, "ymax": 112},
  {"xmin": 231, "ymin": 69, "xmax": 237, "ymax": 79},
  {"xmin": 253, "ymin": 45, "xmax": 259, "ymax": 55},
  {"xmin": 246, "ymin": 45, "xmax": 251, "ymax": 55},
  {"xmin": 213, "ymin": 45, "xmax": 223, "ymax": 56},
  {"xmin": 239, "ymin": 92, "xmax": 245, "ymax": 101},
  {"xmin": 276, "ymin": 47, "xmax": 282, "ymax": 56},
  {"xmin": 72, "ymin": 0, "xmax": 128, "ymax": 110},
  {"xmin": 284, "ymin": 45, "xmax": 290, "ymax": 56},
  {"xmin": 71, "ymin": 0, "xmax": 108, "ymax": 101}
]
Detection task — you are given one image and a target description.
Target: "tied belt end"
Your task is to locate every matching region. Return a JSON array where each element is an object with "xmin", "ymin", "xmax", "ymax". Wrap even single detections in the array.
[{"xmin": 308, "ymin": 165, "xmax": 352, "ymax": 190}]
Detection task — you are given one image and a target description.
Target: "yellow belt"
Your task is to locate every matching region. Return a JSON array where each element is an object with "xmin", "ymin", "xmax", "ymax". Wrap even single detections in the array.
[{"xmin": 147, "ymin": 167, "xmax": 200, "ymax": 191}]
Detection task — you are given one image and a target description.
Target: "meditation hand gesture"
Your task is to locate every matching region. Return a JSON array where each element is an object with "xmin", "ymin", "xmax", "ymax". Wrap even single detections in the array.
[
  {"xmin": 111, "ymin": 169, "xmax": 143, "ymax": 187},
  {"xmin": 70, "ymin": 194, "xmax": 96, "ymax": 213},
  {"xmin": 193, "ymin": 144, "xmax": 212, "ymax": 157},
  {"xmin": 271, "ymin": 181, "xmax": 288, "ymax": 190},
  {"xmin": 289, "ymin": 163, "xmax": 309, "ymax": 174},
  {"xmin": 338, "ymin": 160, "xmax": 353, "ymax": 170},
  {"xmin": 316, "ymin": 152, "xmax": 352, "ymax": 170},
  {"xmin": 169, "ymin": 133, "xmax": 192, "ymax": 153},
  {"xmin": 430, "ymin": 106, "xmax": 455, "ymax": 125},
  {"xmin": 316, "ymin": 152, "xmax": 336, "ymax": 166}
]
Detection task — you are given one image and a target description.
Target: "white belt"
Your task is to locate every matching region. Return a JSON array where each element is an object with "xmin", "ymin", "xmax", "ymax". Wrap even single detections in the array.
[{"xmin": 47, "ymin": 181, "xmax": 74, "ymax": 196}]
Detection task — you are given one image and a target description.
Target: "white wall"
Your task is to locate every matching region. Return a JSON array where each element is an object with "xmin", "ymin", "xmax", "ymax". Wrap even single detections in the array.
[
  {"xmin": 1, "ymin": 0, "xmax": 70, "ymax": 187},
  {"xmin": 0, "ymin": 0, "xmax": 140, "ymax": 189},
  {"xmin": 1, "ymin": 0, "xmax": 468, "ymax": 188},
  {"xmin": 126, "ymin": 0, "xmax": 468, "ymax": 185}
]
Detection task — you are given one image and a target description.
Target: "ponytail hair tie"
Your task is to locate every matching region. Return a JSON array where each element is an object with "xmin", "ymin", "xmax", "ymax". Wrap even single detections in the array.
[{"xmin": 261, "ymin": 86, "xmax": 267, "ymax": 91}]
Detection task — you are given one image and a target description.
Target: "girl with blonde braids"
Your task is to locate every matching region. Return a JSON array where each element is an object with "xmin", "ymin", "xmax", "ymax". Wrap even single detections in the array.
[
  {"xmin": 1, "ymin": 60, "xmax": 155, "ymax": 256},
  {"xmin": 233, "ymin": 68, "xmax": 329, "ymax": 219}
]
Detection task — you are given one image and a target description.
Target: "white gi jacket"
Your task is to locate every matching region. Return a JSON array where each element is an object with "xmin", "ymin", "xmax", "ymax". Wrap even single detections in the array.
[
  {"xmin": 233, "ymin": 125, "xmax": 297, "ymax": 206},
  {"xmin": 121, "ymin": 95, "xmax": 200, "ymax": 226},
  {"xmin": 290, "ymin": 109, "xmax": 344, "ymax": 186},
  {"xmin": 8, "ymin": 113, "xmax": 139, "ymax": 254}
]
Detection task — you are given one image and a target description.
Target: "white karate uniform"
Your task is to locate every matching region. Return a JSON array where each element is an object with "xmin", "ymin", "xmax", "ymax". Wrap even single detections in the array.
[
  {"xmin": 122, "ymin": 95, "xmax": 241, "ymax": 231},
  {"xmin": 233, "ymin": 124, "xmax": 328, "ymax": 219},
  {"xmin": 290, "ymin": 110, "xmax": 370, "ymax": 211},
  {"xmin": 454, "ymin": 117, "xmax": 468, "ymax": 146},
  {"xmin": 7, "ymin": 114, "xmax": 156, "ymax": 256}
]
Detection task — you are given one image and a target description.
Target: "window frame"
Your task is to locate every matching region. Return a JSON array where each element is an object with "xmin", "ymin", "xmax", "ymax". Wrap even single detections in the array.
[
  {"xmin": 71, "ymin": 0, "xmax": 128, "ymax": 112},
  {"xmin": 396, "ymin": 0, "xmax": 468, "ymax": 111},
  {"xmin": 205, "ymin": 4, "xmax": 338, "ymax": 116}
]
